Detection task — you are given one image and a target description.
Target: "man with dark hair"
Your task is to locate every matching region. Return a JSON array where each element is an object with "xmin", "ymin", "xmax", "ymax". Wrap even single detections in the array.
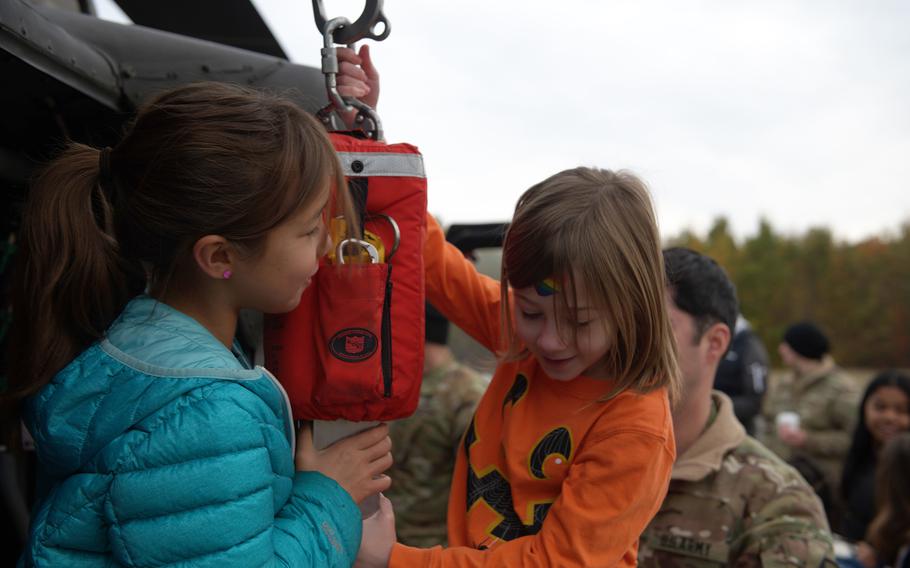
[
  {"xmin": 638, "ymin": 248, "xmax": 835, "ymax": 566},
  {"xmin": 762, "ymin": 320, "xmax": 858, "ymax": 509},
  {"xmin": 385, "ymin": 303, "xmax": 487, "ymax": 547}
]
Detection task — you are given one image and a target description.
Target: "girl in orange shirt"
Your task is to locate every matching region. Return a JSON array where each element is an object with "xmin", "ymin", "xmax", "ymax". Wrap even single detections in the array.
[{"xmin": 345, "ymin": 51, "xmax": 681, "ymax": 568}]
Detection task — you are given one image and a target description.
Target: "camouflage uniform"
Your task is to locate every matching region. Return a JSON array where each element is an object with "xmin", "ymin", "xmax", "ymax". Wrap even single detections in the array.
[
  {"xmin": 639, "ymin": 391, "xmax": 836, "ymax": 567},
  {"xmin": 386, "ymin": 358, "xmax": 487, "ymax": 547},
  {"xmin": 761, "ymin": 358, "xmax": 858, "ymax": 496}
]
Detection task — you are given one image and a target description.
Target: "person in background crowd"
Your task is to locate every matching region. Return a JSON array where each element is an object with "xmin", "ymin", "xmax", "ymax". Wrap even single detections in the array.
[
  {"xmin": 762, "ymin": 321, "xmax": 859, "ymax": 520},
  {"xmin": 713, "ymin": 313, "xmax": 769, "ymax": 434},
  {"xmin": 864, "ymin": 432, "xmax": 910, "ymax": 568},
  {"xmin": 386, "ymin": 302, "xmax": 487, "ymax": 547},
  {"xmin": 838, "ymin": 371, "xmax": 910, "ymax": 566},
  {"xmin": 638, "ymin": 247, "xmax": 835, "ymax": 566}
]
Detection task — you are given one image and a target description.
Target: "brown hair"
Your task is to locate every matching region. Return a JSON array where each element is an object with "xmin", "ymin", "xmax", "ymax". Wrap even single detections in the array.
[
  {"xmin": 500, "ymin": 167, "xmax": 680, "ymax": 402},
  {"xmin": 5, "ymin": 82, "xmax": 355, "ymax": 408},
  {"xmin": 867, "ymin": 432, "xmax": 910, "ymax": 565}
]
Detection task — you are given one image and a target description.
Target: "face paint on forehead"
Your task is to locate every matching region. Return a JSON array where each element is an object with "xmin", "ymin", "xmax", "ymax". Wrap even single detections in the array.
[{"xmin": 535, "ymin": 277, "xmax": 560, "ymax": 297}]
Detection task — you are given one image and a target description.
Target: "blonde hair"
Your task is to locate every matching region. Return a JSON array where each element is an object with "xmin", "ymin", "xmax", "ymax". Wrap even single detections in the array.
[{"xmin": 500, "ymin": 167, "xmax": 680, "ymax": 402}]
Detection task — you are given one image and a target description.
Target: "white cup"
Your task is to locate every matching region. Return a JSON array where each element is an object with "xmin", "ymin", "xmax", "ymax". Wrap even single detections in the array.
[{"xmin": 775, "ymin": 411, "xmax": 801, "ymax": 435}]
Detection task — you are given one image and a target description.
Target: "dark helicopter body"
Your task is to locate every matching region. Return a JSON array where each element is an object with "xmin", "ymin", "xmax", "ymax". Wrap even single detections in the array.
[{"xmin": 1, "ymin": 0, "xmax": 328, "ymax": 209}]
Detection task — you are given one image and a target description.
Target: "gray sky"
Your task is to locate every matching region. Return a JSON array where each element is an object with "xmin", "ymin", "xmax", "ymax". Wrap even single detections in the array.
[{"xmin": 98, "ymin": 0, "xmax": 910, "ymax": 242}]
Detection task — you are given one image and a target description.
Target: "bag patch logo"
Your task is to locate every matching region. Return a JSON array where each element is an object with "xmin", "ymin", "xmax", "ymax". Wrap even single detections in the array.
[{"xmin": 329, "ymin": 328, "xmax": 378, "ymax": 362}]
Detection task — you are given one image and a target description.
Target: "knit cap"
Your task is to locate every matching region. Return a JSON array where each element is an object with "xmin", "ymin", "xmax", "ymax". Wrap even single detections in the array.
[{"xmin": 783, "ymin": 322, "xmax": 830, "ymax": 360}]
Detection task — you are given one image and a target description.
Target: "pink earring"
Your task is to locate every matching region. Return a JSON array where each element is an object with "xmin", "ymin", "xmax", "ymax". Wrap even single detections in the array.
[{"xmin": 222, "ymin": 270, "xmax": 232, "ymax": 280}]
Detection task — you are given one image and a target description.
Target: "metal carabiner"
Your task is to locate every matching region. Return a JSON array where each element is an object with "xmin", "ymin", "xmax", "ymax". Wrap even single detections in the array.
[
  {"xmin": 316, "ymin": 17, "xmax": 384, "ymax": 140},
  {"xmin": 336, "ymin": 238, "xmax": 380, "ymax": 264},
  {"xmin": 312, "ymin": 0, "xmax": 390, "ymax": 45},
  {"xmin": 346, "ymin": 99, "xmax": 384, "ymax": 142},
  {"xmin": 319, "ymin": 17, "xmax": 355, "ymax": 115},
  {"xmin": 367, "ymin": 213, "xmax": 400, "ymax": 261}
]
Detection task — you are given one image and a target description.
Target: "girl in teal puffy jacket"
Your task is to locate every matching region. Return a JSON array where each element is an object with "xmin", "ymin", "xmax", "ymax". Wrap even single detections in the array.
[{"xmin": 5, "ymin": 82, "xmax": 393, "ymax": 567}]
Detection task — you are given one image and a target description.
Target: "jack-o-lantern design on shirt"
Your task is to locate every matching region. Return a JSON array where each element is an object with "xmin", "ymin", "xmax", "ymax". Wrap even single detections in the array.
[{"xmin": 463, "ymin": 373, "xmax": 574, "ymax": 546}]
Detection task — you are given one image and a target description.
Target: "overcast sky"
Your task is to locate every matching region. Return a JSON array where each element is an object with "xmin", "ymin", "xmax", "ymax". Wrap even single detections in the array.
[{"xmin": 98, "ymin": 1, "xmax": 910, "ymax": 242}]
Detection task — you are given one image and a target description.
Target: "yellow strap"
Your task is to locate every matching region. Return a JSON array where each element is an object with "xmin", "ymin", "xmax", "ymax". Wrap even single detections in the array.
[{"xmin": 327, "ymin": 218, "xmax": 386, "ymax": 264}]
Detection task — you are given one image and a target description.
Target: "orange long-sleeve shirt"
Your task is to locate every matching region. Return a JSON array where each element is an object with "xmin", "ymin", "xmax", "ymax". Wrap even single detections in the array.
[{"xmin": 388, "ymin": 215, "xmax": 675, "ymax": 567}]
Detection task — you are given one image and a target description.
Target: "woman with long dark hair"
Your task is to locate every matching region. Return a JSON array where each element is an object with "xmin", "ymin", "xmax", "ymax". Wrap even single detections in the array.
[{"xmin": 840, "ymin": 371, "xmax": 910, "ymax": 541}]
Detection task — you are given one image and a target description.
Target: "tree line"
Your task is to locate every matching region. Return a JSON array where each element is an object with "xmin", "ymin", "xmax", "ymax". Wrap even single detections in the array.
[{"xmin": 668, "ymin": 219, "xmax": 910, "ymax": 368}]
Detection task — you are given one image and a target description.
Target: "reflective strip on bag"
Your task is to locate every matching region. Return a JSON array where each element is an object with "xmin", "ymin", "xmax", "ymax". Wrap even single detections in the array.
[{"xmin": 336, "ymin": 152, "xmax": 426, "ymax": 178}]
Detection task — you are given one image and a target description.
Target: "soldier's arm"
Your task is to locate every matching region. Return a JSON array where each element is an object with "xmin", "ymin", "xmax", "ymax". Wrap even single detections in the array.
[
  {"xmin": 802, "ymin": 428, "xmax": 852, "ymax": 458},
  {"xmin": 802, "ymin": 383, "xmax": 859, "ymax": 458},
  {"xmin": 758, "ymin": 377, "xmax": 789, "ymax": 449},
  {"xmin": 732, "ymin": 464, "xmax": 837, "ymax": 566},
  {"xmin": 761, "ymin": 373, "xmax": 788, "ymax": 423},
  {"xmin": 449, "ymin": 376, "xmax": 485, "ymax": 450}
]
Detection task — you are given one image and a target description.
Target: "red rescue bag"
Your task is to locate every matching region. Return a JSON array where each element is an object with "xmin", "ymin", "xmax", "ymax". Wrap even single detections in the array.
[{"xmin": 264, "ymin": 133, "xmax": 427, "ymax": 421}]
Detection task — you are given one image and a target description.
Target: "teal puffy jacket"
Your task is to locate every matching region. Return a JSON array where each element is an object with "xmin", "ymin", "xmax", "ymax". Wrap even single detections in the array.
[{"xmin": 20, "ymin": 296, "xmax": 361, "ymax": 567}]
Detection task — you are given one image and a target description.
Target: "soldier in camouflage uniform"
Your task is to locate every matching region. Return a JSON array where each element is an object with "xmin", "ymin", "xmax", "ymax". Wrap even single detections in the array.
[
  {"xmin": 385, "ymin": 303, "xmax": 487, "ymax": 547},
  {"xmin": 761, "ymin": 322, "xmax": 859, "ymax": 505},
  {"xmin": 639, "ymin": 248, "xmax": 836, "ymax": 567}
]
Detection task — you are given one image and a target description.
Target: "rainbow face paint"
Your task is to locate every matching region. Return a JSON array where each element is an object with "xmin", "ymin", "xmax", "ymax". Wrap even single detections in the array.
[{"xmin": 535, "ymin": 278, "xmax": 559, "ymax": 296}]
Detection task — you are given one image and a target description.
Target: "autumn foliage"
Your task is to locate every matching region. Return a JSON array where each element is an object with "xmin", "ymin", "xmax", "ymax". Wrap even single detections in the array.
[{"xmin": 668, "ymin": 219, "xmax": 910, "ymax": 368}]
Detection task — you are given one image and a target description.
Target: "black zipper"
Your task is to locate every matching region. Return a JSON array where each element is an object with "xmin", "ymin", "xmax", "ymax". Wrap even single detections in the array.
[{"xmin": 381, "ymin": 265, "xmax": 393, "ymax": 397}]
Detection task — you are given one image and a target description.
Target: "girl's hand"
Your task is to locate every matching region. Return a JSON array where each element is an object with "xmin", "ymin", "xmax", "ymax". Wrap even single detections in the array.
[
  {"xmin": 336, "ymin": 45, "xmax": 380, "ymax": 129},
  {"xmin": 295, "ymin": 422, "xmax": 393, "ymax": 504},
  {"xmin": 336, "ymin": 45, "xmax": 379, "ymax": 108},
  {"xmin": 355, "ymin": 494, "xmax": 396, "ymax": 568},
  {"xmin": 778, "ymin": 426, "xmax": 808, "ymax": 447}
]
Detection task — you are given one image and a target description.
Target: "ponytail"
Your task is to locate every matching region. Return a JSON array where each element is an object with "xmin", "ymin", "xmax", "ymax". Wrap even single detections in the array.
[
  {"xmin": 6, "ymin": 143, "xmax": 144, "ymax": 406},
  {"xmin": 4, "ymin": 83, "xmax": 348, "ymax": 439}
]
